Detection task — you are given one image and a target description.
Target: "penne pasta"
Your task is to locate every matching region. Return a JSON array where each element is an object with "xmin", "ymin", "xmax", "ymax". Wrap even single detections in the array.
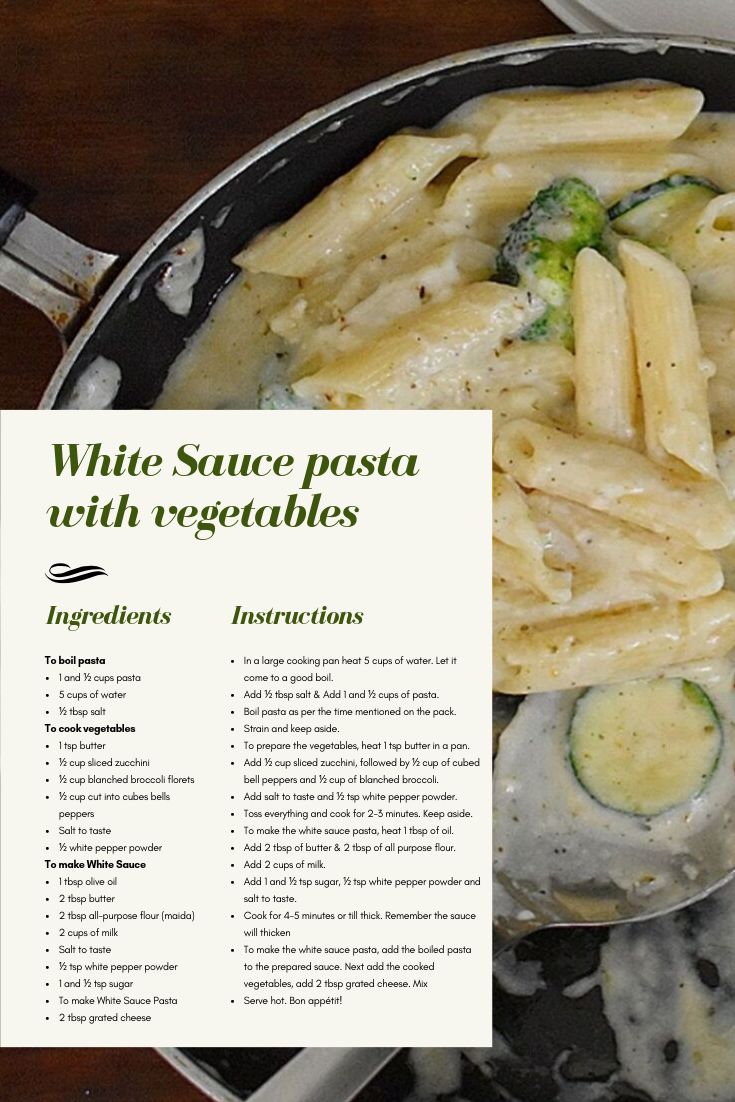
[
  {"xmin": 494, "ymin": 591, "xmax": 735, "ymax": 694},
  {"xmin": 529, "ymin": 492, "xmax": 723, "ymax": 603},
  {"xmin": 620, "ymin": 239, "xmax": 718, "ymax": 478},
  {"xmin": 669, "ymin": 192, "xmax": 735, "ymax": 307},
  {"xmin": 493, "ymin": 418, "xmax": 735, "ymax": 550},
  {"xmin": 440, "ymin": 149, "xmax": 708, "ymax": 238},
  {"xmin": 287, "ymin": 238, "xmax": 495, "ymax": 374},
  {"xmin": 716, "ymin": 437, "xmax": 735, "ymax": 501},
  {"xmin": 236, "ymin": 133, "xmax": 472, "ymax": 278},
  {"xmin": 493, "ymin": 474, "xmax": 571, "ymax": 603},
  {"xmin": 291, "ymin": 282, "xmax": 541, "ymax": 407},
  {"xmin": 326, "ymin": 215, "xmax": 453, "ymax": 316},
  {"xmin": 339, "ymin": 337, "xmax": 575, "ymax": 419},
  {"xmin": 697, "ymin": 303, "xmax": 735, "ymax": 442},
  {"xmin": 675, "ymin": 111, "xmax": 735, "ymax": 189},
  {"xmin": 493, "ymin": 570, "xmax": 708, "ymax": 631},
  {"xmin": 494, "ymin": 493, "xmax": 723, "ymax": 631},
  {"xmin": 437, "ymin": 84, "xmax": 704, "ymax": 156},
  {"xmin": 290, "ymin": 193, "xmax": 451, "ymax": 327},
  {"xmin": 572, "ymin": 248, "xmax": 638, "ymax": 445},
  {"xmin": 489, "ymin": 386, "xmax": 576, "ymax": 437},
  {"xmin": 441, "ymin": 342, "xmax": 575, "ymax": 416}
]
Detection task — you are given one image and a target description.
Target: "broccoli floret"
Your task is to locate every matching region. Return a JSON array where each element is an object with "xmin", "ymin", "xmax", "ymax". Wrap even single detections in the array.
[{"xmin": 495, "ymin": 177, "xmax": 608, "ymax": 349}]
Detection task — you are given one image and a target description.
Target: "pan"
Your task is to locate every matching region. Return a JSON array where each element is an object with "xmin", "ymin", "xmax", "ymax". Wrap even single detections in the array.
[
  {"xmin": 3, "ymin": 32, "xmax": 734, "ymax": 1102},
  {"xmin": 1, "ymin": 34, "xmax": 733, "ymax": 413}
]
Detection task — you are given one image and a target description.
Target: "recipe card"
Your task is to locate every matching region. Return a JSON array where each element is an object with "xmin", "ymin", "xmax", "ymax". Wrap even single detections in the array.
[{"xmin": 0, "ymin": 410, "xmax": 492, "ymax": 1047}]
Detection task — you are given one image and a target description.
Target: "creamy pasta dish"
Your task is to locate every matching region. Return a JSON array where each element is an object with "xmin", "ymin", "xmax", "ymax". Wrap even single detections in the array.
[
  {"xmin": 157, "ymin": 80, "xmax": 735, "ymax": 1100},
  {"xmin": 160, "ymin": 80, "xmax": 735, "ymax": 698},
  {"xmin": 160, "ymin": 76, "xmax": 735, "ymax": 896}
]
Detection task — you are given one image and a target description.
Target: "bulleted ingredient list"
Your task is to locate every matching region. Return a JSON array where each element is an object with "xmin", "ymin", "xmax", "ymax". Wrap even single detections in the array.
[{"xmin": 0, "ymin": 410, "xmax": 492, "ymax": 1047}]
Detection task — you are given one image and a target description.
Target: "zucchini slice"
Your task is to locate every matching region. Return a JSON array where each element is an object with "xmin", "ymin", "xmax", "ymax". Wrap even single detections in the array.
[
  {"xmin": 609, "ymin": 175, "xmax": 720, "ymax": 256},
  {"xmin": 568, "ymin": 678, "xmax": 722, "ymax": 817}
]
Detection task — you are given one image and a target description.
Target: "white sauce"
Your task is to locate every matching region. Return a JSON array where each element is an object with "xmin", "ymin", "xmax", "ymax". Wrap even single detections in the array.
[
  {"xmin": 409, "ymin": 1048, "xmax": 462, "ymax": 1098},
  {"xmin": 409, "ymin": 879, "xmax": 735, "ymax": 1100},
  {"xmin": 600, "ymin": 880, "xmax": 735, "ymax": 1102},
  {"xmin": 59, "ymin": 355, "xmax": 121, "ymax": 409},
  {"xmin": 154, "ymin": 227, "xmax": 205, "ymax": 316},
  {"xmin": 257, "ymin": 157, "xmax": 289, "ymax": 184},
  {"xmin": 562, "ymin": 971, "xmax": 599, "ymax": 1000},
  {"xmin": 492, "ymin": 950, "xmax": 546, "ymax": 997},
  {"xmin": 155, "ymin": 271, "xmax": 292, "ymax": 409},
  {"xmin": 210, "ymin": 204, "xmax": 232, "ymax": 229}
]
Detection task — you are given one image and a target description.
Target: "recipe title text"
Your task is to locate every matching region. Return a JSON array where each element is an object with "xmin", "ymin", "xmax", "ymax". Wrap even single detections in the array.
[{"xmin": 45, "ymin": 442, "xmax": 420, "ymax": 539}]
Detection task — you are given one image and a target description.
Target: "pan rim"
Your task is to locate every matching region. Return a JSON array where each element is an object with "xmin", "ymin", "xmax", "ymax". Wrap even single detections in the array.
[
  {"xmin": 39, "ymin": 30, "xmax": 735, "ymax": 409},
  {"xmin": 157, "ymin": 1046, "xmax": 249, "ymax": 1102}
]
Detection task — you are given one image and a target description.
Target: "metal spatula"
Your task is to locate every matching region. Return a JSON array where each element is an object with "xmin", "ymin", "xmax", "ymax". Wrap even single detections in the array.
[{"xmin": 247, "ymin": 1047, "xmax": 400, "ymax": 1102}]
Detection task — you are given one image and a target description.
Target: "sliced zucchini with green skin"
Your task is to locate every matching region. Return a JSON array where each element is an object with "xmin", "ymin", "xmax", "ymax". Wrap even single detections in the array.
[
  {"xmin": 608, "ymin": 175, "xmax": 720, "ymax": 246},
  {"xmin": 568, "ymin": 678, "xmax": 722, "ymax": 817}
]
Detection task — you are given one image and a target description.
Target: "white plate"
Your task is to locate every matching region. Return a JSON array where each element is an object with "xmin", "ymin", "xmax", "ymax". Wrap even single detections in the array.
[
  {"xmin": 543, "ymin": 0, "xmax": 735, "ymax": 40},
  {"xmin": 540, "ymin": 0, "xmax": 617, "ymax": 33}
]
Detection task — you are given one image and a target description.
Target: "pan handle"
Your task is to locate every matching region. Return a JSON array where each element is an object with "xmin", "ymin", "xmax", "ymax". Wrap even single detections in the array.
[{"xmin": 0, "ymin": 168, "xmax": 119, "ymax": 343}]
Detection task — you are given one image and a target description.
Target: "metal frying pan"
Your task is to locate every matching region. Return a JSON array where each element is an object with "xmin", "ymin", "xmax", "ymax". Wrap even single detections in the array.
[
  {"xmin": 4, "ymin": 31, "xmax": 735, "ymax": 1102},
  {"xmin": 1, "ymin": 34, "xmax": 733, "ymax": 412}
]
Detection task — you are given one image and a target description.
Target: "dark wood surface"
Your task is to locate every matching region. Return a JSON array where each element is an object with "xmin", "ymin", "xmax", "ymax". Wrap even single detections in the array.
[
  {"xmin": 0, "ymin": 1049, "xmax": 207, "ymax": 1101},
  {"xmin": 0, "ymin": 0, "xmax": 564, "ymax": 1098}
]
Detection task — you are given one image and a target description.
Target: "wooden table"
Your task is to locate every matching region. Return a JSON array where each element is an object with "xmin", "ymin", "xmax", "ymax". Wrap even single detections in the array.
[
  {"xmin": 0, "ymin": 1049, "xmax": 207, "ymax": 1102},
  {"xmin": 0, "ymin": 0, "xmax": 564, "ymax": 1098}
]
